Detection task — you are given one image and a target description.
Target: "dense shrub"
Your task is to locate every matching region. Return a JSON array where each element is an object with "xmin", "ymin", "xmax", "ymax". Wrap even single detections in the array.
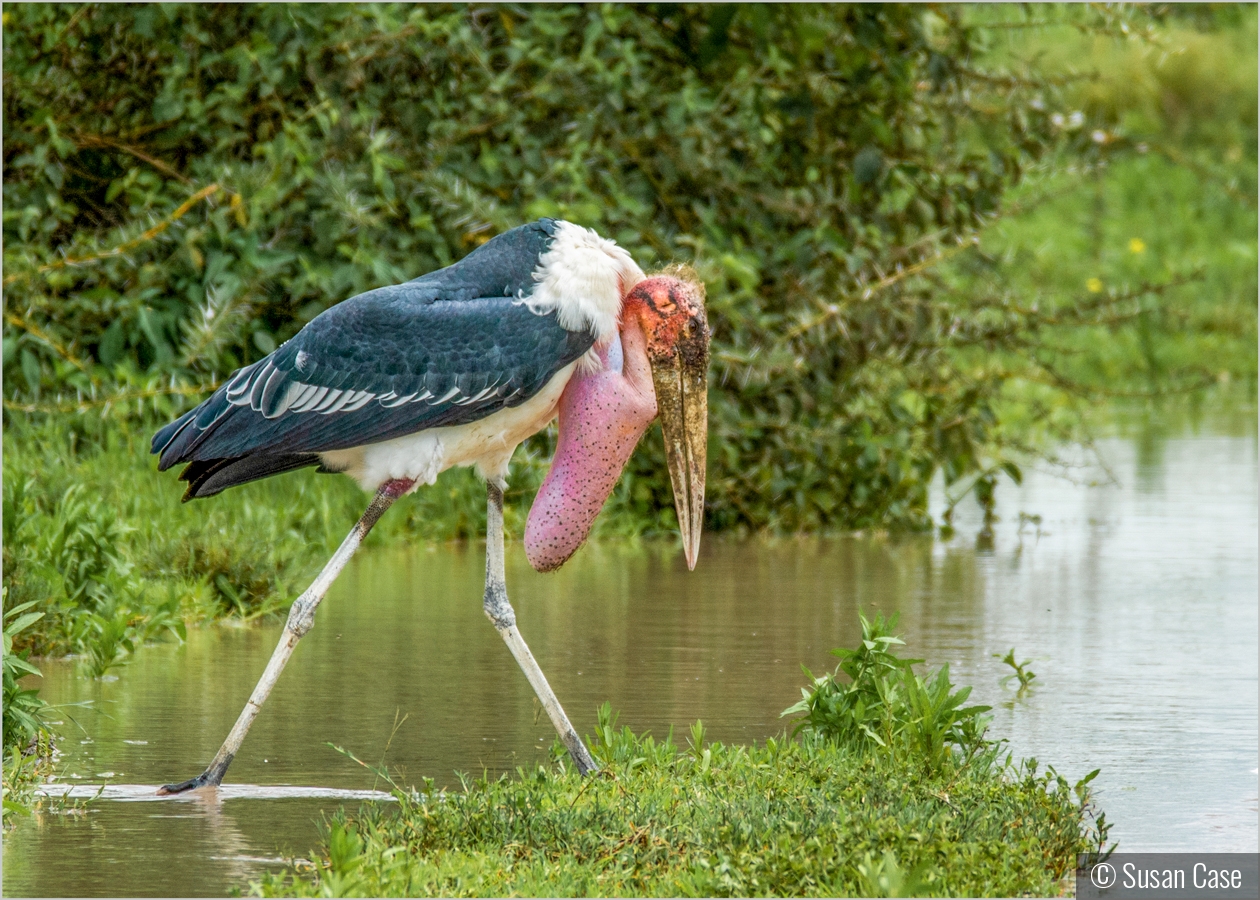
[{"xmin": 2, "ymin": 4, "xmax": 1245, "ymax": 532}]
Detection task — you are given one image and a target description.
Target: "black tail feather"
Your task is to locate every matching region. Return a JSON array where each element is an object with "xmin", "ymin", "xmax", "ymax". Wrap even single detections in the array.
[
  {"xmin": 152, "ymin": 409, "xmax": 197, "ymax": 466},
  {"xmin": 179, "ymin": 453, "xmax": 321, "ymax": 501}
]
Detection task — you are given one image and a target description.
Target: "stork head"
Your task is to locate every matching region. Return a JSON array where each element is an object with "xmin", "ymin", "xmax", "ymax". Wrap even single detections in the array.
[
  {"xmin": 524, "ymin": 270, "xmax": 710, "ymax": 573},
  {"xmin": 622, "ymin": 274, "xmax": 710, "ymax": 570}
]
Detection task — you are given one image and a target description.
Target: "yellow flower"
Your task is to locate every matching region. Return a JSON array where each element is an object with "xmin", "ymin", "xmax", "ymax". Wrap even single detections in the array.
[
  {"xmin": 1129, "ymin": 238, "xmax": 1146, "ymax": 254},
  {"xmin": 1086, "ymin": 277, "xmax": 1103, "ymax": 294}
]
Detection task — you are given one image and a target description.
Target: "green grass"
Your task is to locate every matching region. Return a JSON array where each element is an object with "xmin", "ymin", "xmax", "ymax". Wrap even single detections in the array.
[
  {"xmin": 252, "ymin": 622, "xmax": 1106, "ymax": 898},
  {"xmin": 955, "ymin": 153, "xmax": 1257, "ymax": 394},
  {"xmin": 1, "ymin": 734, "xmax": 56, "ymax": 830},
  {"xmin": 957, "ymin": 5, "xmax": 1256, "ymax": 397},
  {"xmin": 255, "ymin": 740, "xmax": 1092, "ymax": 898},
  {"xmin": 2, "ymin": 599, "xmax": 56, "ymax": 829}
]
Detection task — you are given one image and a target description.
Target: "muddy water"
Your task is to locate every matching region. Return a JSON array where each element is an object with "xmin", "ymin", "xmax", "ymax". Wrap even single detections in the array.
[{"xmin": 4, "ymin": 420, "xmax": 1256, "ymax": 896}]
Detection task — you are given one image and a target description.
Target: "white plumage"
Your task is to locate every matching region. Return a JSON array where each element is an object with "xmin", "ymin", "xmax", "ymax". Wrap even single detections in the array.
[{"xmin": 522, "ymin": 220, "xmax": 644, "ymax": 344}]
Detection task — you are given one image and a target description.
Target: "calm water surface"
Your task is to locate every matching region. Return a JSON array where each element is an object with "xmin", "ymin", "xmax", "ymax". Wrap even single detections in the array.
[{"xmin": 4, "ymin": 421, "xmax": 1256, "ymax": 896}]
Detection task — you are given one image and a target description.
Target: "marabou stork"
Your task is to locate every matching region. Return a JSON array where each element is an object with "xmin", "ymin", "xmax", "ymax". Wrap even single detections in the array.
[{"xmin": 151, "ymin": 219, "xmax": 709, "ymax": 792}]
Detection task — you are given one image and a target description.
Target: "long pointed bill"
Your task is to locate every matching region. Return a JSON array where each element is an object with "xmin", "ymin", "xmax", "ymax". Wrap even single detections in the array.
[{"xmin": 649, "ymin": 315, "xmax": 709, "ymax": 570}]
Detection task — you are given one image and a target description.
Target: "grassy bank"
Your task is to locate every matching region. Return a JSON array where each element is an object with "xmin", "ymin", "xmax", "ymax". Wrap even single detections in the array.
[
  {"xmin": 256, "ymin": 739, "xmax": 1093, "ymax": 898},
  {"xmin": 253, "ymin": 618, "xmax": 1107, "ymax": 897}
]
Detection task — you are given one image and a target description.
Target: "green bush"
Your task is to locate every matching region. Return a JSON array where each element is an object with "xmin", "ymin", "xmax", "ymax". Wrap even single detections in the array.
[
  {"xmin": 782, "ymin": 612, "xmax": 992, "ymax": 772},
  {"xmin": 2, "ymin": 598, "xmax": 48, "ymax": 751},
  {"xmin": 2, "ymin": 427, "xmax": 186, "ymax": 667},
  {"xmin": 7, "ymin": 2, "xmax": 1212, "ymax": 535}
]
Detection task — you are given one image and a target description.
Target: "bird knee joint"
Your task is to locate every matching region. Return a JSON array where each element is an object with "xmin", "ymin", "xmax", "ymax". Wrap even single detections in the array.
[
  {"xmin": 287, "ymin": 596, "xmax": 317, "ymax": 637},
  {"xmin": 483, "ymin": 585, "xmax": 515, "ymax": 630}
]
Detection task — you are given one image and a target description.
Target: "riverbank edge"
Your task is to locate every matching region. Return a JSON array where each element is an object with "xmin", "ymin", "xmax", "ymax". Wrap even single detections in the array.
[
  {"xmin": 8, "ymin": 382, "xmax": 1255, "ymax": 660},
  {"xmin": 250, "ymin": 720, "xmax": 1102, "ymax": 898}
]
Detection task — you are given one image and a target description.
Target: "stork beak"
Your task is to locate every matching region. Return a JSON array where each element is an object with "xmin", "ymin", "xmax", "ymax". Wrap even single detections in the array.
[{"xmin": 648, "ymin": 313, "xmax": 709, "ymax": 571}]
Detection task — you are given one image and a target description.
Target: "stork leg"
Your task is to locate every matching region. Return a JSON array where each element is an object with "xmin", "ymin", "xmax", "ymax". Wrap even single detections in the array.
[
  {"xmin": 483, "ymin": 482, "xmax": 598, "ymax": 776},
  {"xmin": 158, "ymin": 478, "xmax": 414, "ymax": 795}
]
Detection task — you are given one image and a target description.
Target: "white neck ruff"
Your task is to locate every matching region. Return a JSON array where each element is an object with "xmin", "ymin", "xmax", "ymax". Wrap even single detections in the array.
[{"xmin": 521, "ymin": 220, "xmax": 645, "ymax": 342}]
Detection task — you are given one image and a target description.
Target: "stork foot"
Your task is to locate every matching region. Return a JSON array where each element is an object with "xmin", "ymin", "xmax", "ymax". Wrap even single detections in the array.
[
  {"xmin": 157, "ymin": 759, "xmax": 228, "ymax": 795},
  {"xmin": 157, "ymin": 775, "xmax": 209, "ymax": 795}
]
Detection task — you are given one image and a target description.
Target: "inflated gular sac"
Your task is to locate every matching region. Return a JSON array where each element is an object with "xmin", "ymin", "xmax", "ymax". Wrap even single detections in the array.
[{"xmin": 525, "ymin": 329, "xmax": 657, "ymax": 572}]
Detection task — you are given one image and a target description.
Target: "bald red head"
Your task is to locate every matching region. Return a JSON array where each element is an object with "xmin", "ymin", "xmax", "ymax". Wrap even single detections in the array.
[{"xmin": 621, "ymin": 275, "xmax": 708, "ymax": 362}]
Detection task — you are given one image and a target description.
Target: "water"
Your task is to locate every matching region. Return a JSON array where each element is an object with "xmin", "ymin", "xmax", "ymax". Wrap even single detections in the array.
[{"xmin": 5, "ymin": 421, "xmax": 1256, "ymax": 896}]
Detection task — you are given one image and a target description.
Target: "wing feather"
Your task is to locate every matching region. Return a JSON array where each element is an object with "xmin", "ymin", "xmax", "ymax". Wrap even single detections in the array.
[
  {"xmin": 311, "ymin": 388, "xmax": 345, "ymax": 413},
  {"xmin": 155, "ymin": 293, "xmax": 594, "ymax": 469},
  {"xmin": 152, "ymin": 218, "xmax": 601, "ymax": 484},
  {"xmin": 291, "ymin": 385, "xmax": 329, "ymax": 413}
]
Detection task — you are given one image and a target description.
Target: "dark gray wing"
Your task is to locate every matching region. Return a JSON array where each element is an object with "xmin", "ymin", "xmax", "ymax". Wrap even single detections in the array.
[
  {"xmin": 151, "ymin": 219, "xmax": 593, "ymax": 485},
  {"xmin": 154, "ymin": 292, "xmax": 592, "ymax": 467}
]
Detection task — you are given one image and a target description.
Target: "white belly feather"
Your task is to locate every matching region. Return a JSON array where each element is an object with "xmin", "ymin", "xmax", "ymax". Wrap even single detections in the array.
[{"xmin": 317, "ymin": 362, "xmax": 577, "ymax": 492}]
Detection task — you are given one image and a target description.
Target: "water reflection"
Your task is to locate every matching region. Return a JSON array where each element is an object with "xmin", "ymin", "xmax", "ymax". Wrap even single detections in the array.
[
  {"xmin": 4, "ymin": 425, "xmax": 1256, "ymax": 896},
  {"xmin": 40, "ymin": 784, "xmax": 394, "ymax": 802}
]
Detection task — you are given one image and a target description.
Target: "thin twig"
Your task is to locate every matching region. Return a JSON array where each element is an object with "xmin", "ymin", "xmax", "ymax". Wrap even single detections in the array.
[
  {"xmin": 2, "ymin": 311, "xmax": 97, "ymax": 379},
  {"xmin": 2, "ymin": 382, "xmax": 218, "ymax": 415},
  {"xmin": 56, "ymin": 5, "xmax": 92, "ymax": 42},
  {"xmin": 786, "ymin": 241, "xmax": 978, "ymax": 340},
  {"xmin": 619, "ymin": 140, "xmax": 693, "ymax": 233},
  {"xmin": 955, "ymin": 63, "xmax": 1096, "ymax": 89},
  {"xmin": 71, "ymin": 133, "xmax": 193, "ymax": 185},
  {"xmin": 979, "ymin": 19, "xmax": 1053, "ymax": 31},
  {"xmin": 1148, "ymin": 142, "xmax": 1256, "ymax": 209},
  {"xmin": 3, "ymin": 183, "xmax": 221, "ymax": 286}
]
